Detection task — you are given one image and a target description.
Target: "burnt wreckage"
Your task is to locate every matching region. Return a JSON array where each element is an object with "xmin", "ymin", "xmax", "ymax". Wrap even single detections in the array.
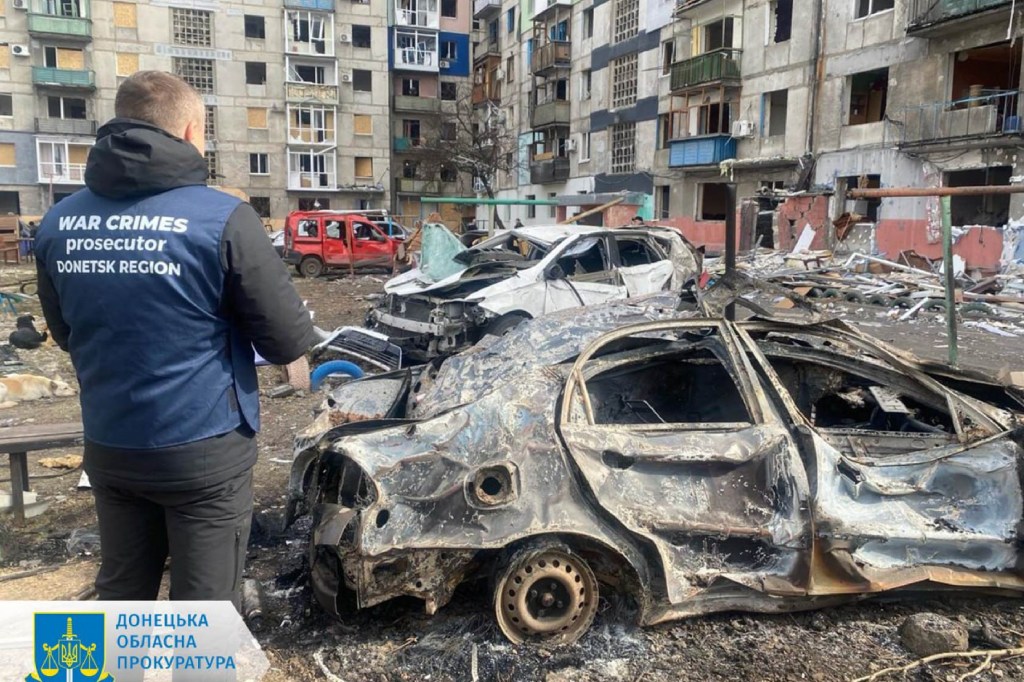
[{"xmin": 288, "ymin": 292, "xmax": 1024, "ymax": 645}]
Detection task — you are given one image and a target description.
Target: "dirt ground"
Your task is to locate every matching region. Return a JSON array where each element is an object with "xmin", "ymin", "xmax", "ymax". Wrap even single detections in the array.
[{"xmin": 1, "ymin": 263, "xmax": 1024, "ymax": 682}]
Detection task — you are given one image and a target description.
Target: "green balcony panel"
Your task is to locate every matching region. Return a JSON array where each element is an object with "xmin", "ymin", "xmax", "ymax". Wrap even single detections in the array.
[
  {"xmin": 670, "ymin": 49, "xmax": 741, "ymax": 92},
  {"xmin": 32, "ymin": 67, "xmax": 96, "ymax": 89}
]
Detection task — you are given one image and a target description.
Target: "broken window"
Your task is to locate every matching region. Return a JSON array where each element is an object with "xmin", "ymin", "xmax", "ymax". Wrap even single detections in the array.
[
  {"xmin": 662, "ymin": 40, "xmax": 675, "ymax": 75},
  {"xmin": 764, "ymin": 89, "xmax": 788, "ymax": 137},
  {"xmin": 848, "ymin": 68, "xmax": 888, "ymax": 125},
  {"xmin": 840, "ymin": 175, "xmax": 880, "ymax": 222},
  {"xmin": 698, "ymin": 183, "xmax": 729, "ymax": 221},
  {"xmin": 173, "ymin": 57, "xmax": 214, "ymax": 93},
  {"xmin": 526, "ymin": 194, "xmax": 536, "ymax": 219},
  {"xmin": 402, "ymin": 160, "xmax": 418, "ymax": 178},
  {"xmin": 610, "ymin": 122, "xmax": 636, "ymax": 174},
  {"xmin": 587, "ymin": 347, "xmax": 751, "ymax": 426},
  {"xmin": 657, "ymin": 185, "xmax": 671, "ymax": 219},
  {"xmin": 353, "ymin": 69, "xmax": 372, "ymax": 92},
  {"xmin": 951, "ymin": 42, "xmax": 1021, "ymax": 117},
  {"xmin": 245, "ymin": 62, "xmax": 267, "ymax": 85},
  {"xmin": 612, "ymin": 0, "xmax": 639, "ymax": 44},
  {"xmin": 703, "ymin": 18, "xmax": 734, "ymax": 52},
  {"xmin": 946, "ymin": 166, "xmax": 1011, "ymax": 227},
  {"xmin": 205, "ymin": 106, "xmax": 216, "ymax": 141},
  {"xmin": 172, "ymin": 8, "xmax": 212, "ymax": 47},
  {"xmin": 244, "ymin": 15, "xmax": 265, "ymax": 39},
  {"xmin": 855, "ymin": 0, "xmax": 894, "ymax": 19},
  {"xmin": 555, "ymin": 237, "xmax": 613, "ymax": 283},
  {"xmin": 610, "ymin": 53, "xmax": 638, "ymax": 108},
  {"xmin": 402, "ymin": 79, "xmax": 420, "ymax": 96},
  {"xmin": 615, "ymin": 237, "xmax": 661, "ymax": 267},
  {"xmin": 768, "ymin": 0, "xmax": 792, "ymax": 43}
]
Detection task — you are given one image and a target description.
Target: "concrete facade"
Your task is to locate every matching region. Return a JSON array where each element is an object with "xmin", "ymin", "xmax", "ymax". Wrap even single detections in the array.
[{"xmin": 0, "ymin": 0, "xmax": 393, "ymax": 224}]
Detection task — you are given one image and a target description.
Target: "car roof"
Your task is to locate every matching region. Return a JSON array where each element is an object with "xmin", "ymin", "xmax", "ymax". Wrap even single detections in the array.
[{"xmin": 510, "ymin": 224, "xmax": 605, "ymax": 244}]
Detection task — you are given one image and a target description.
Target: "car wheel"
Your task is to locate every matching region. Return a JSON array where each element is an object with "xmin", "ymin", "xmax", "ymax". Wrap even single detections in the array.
[
  {"xmin": 299, "ymin": 257, "xmax": 324, "ymax": 279},
  {"xmin": 493, "ymin": 544, "xmax": 599, "ymax": 646},
  {"xmin": 485, "ymin": 313, "xmax": 529, "ymax": 338}
]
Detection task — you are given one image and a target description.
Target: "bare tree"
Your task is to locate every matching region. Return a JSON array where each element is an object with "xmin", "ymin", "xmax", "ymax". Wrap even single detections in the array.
[{"xmin": 416, "ymin": 83, "xmax": 524, "ymax": 230}]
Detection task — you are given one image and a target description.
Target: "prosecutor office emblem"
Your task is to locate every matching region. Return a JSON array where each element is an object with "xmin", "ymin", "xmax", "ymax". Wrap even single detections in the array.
[{"xmin": 26, "ymin": 613, "xmax": 114, "ymax": 681}]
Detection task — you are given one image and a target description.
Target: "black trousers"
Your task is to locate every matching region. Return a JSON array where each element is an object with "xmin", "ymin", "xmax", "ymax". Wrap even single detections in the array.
[{"xmin": 91, "ymin": 467, "xmax": 254, "ymax": 608}]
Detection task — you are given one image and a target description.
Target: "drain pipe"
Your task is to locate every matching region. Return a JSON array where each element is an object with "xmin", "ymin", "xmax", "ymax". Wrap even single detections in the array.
[{"xmin": 806, "ymin": 0, "xmax": 825, "ymax": 155}]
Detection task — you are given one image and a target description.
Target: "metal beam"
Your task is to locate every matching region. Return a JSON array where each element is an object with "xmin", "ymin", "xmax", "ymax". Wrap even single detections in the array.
[
  {"xmin": 847, "ymin": 185, "xmax": 1024, "ymax": 198},
  {"xmin": 940, "ymin": 196, "xmax": 958, "ymax": 367}
]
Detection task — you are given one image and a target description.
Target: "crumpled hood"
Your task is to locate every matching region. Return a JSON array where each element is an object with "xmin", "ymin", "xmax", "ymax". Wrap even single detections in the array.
[{"xmin": 85, "ymin": 118, "xmax": 209, "ymax": 199}]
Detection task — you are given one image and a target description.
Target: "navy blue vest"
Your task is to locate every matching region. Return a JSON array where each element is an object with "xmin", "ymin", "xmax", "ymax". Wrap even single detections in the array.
[{"xmin": 35, "ymin": 185, "xmax": 260, "ymax": 449}]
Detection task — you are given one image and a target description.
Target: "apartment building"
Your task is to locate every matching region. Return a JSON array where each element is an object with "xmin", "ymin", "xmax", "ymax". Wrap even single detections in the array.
[
  {"xmin": 389, "ymin": 0, "xmax": 473, "ymax": 222},
  {"xmin": 473, "ymin": 0, "xmax": 1023, "ymax": 269},
  {"xmin": 0, "ymin": 0, "xmax": 392, "ymax": 222}
]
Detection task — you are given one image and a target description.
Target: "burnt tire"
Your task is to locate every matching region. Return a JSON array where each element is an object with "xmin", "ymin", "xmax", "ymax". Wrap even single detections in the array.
[
  {"xmin": 493, "ymin": 543, "xmax": 599, "ymax": 646},
  {"xmin": 299, "ymin": 256, "xmax": 324, "ymax": 279},
  {"xmin": 485, "ymin": 313, "xmax": 529, "ymax": 338}
]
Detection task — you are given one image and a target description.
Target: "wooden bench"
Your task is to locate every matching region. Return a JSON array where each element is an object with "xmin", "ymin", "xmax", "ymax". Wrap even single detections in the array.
[{"xmin": 0, "ymin": 422, "xmax": 84, "ymax": 522}]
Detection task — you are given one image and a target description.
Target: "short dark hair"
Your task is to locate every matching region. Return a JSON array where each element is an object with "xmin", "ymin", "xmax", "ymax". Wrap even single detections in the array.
[
  {"xmin": 631, "ymin": 215, "xmax": 643, "ymax": 222},
  {"xmin": 114, "ymin": 71, "xmax": 203, "ymax": 135}
]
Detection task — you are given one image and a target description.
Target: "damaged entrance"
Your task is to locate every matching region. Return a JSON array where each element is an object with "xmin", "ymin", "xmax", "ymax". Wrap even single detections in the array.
[{"xmin": 946, "ymin": 166, "xmax": 1011, "ymax": 227}]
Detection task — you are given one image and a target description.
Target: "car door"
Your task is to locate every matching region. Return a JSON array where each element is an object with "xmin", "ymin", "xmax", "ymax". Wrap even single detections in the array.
[
  {"xmin": 542, "ymin": 235, "xmax": 626, "ymax": 313},
  {"xmin": 735, "ymin": 322, "xmax": 1024, "ymax": 592},
  {"xmin": 611, "ymin": 234, "xmax": 676, "ymax": 296},
  {"xmin": 350, "ymin": 218, "xmax": 393, "ymax": 268},
  {"xmin": 558, "ymin": 320, "xmax": 812, "ymax": 606},
  {"xmin": 321, "ymin": 217, "xmax": 350, "ymax": 266}
]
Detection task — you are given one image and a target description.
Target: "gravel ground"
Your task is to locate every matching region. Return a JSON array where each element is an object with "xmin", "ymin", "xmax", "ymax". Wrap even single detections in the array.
[{"xmin": 0, "ymin": 264, "xmax": 1023, "ymax": 682}]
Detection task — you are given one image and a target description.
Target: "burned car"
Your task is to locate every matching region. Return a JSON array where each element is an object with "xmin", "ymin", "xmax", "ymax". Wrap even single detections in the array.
[
  {"xmin": 289, "ymin": 295, "xmax": 1024, "ymax": 645},
  {"xmin": 366, "ymin": 225, "xmax": 702, "ymax": 360}
]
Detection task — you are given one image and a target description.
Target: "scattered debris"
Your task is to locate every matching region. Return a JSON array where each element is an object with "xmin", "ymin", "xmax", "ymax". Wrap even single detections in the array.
[
  {"xmin": 267, "ymin": 384, "xmax": 296, "ymax": 399},
  {"xmin": 65, "ymin": 528, "xmax": 101, "ymax": 557},
  {"xmin": 38, "ymin": 454, "xmax": 82, "ymax": 470},
  {"xmin": 899, "ymin": 613, "xmax": 969, "ymax": 657}
]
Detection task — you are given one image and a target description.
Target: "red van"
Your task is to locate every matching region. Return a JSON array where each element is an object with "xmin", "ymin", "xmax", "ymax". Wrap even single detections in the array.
[{"xmin": 282, "ymin": 211, "xmax": 402, "ymax": 278}]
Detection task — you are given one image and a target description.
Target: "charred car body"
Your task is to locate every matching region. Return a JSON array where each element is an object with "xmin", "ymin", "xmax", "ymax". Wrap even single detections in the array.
[
  {"xmin": 289, "ymin": 294, "xmax": 1024, "ymax": 645},
  {"xmin": 366, "ymin": 225, "xmax": 702, "ymax": 360}
]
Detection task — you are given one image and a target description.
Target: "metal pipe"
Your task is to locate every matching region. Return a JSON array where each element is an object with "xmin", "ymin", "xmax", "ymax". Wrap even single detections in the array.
[
  {"xmin": 725, "ymin": 184, "xmax": 737, "ymax": 322},
  {"xmin": 940, "ymin": 196, "xmax": 958, "ymax": 367},
  {"xmin": 848, "ymin": 185, "xmax": 1024, "ymax": 198},
  {"xmin": 423, "ymin": 197, "xmax": 561, "ymax": 205}
]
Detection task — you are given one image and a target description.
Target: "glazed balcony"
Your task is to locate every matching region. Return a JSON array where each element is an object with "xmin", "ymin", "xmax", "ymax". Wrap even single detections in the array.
[
  {"xmin": 395, "ymin": 0, "xmax": 440, "ymax": 29},
  {"xmin": 668, "ymin": 134, "xmax": 736, "ymax": 167},
  {"xmin": 907, "ymin": 0, "xmax": 1011, "ymax": 36},
  {"xmin": 670, "ymin": 49, "xmax": 741, "ymax": 92},
  {"xmin": 284, "ymin": 0, "xmax": 335, "ymax": 10},
  {"xmin": 530, "ymin": 156, "xmax": 570, "ymax": 184},
  {"xmin": 532, "ymin": 41, "xmax": 571, "ymax": 76},
  {"xmin": 32, "ymin": 67, "xmax": 95, "ymax": 90},
  {"xmin": 531, "ymin": 100, "xmax": 570, "ymax": 128}
]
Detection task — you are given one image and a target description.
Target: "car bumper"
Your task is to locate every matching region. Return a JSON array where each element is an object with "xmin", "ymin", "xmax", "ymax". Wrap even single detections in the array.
[{"xmin": 309, "ymin": 503, "xmax": 475, "ymax": 616}]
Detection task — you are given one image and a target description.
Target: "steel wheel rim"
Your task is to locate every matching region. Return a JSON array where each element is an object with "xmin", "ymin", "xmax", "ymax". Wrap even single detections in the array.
[{"xmin": 495, "ymin": 549, "xmax": 598, "ymax": 645}]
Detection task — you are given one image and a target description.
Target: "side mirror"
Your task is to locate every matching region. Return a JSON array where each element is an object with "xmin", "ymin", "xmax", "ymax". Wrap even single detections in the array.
[{"xmin": 546, "ymin": 264, "xmax": 566, "ymax": 281}]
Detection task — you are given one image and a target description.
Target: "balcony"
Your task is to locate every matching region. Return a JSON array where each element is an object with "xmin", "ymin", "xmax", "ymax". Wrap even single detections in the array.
[
  {"xmin": 885, "ymin": 89, "xmax": 1023, "ymax": 147},
  {"xmin": 394, "ymin": 30, "xmax": 440, "ymax": 72},
  {"xmin": 532, "ymin": 41, "xmax": 571, "ymax": 76},
  {"xmin": 35, "ymin": 118, "xmax": 97, "ymax": 135},
  {"xmin": 531, "ymin": 100, "xmax": 570, "ymax": 128},
  {"xmin": 675, "ymin": 0, "xmax": 715, "ymax": 13},
  {"xmin": 907, "ymin": 0, "xmax": 1011, "ymax": 36},
  {"xmin": 670, "ymin": 49, "xmax": 741, "ymax": 92},
  {"xmin": 288, "ymin": 172, "xmax": 336, "ymax": 191},
  {"xmin": 38, "ymin": 161, "xmax": 86, "ymax": 185},
  {"xmin": 284, "ymin": 0, "xmax": 335, "ymax": 10},
  {"xmin": 395, "ymin": 1, "xmax": 440, "ymax": 29},
  {"xmin": 668, "ymin": 134, "xmax": 736, "ymax": 167},
  {"xmin": 28, "ymin": 13, "xmax": 92, "ymax": 40},
  {"xmin": 285, "ymin": 82, "xmax": 338, "ymax": 102},
  {"xmin": 32, "ymin": 67, "xmax": 96, "ymax": 90},
  {"xmin": 530, "ymin": 157, "xmax": 570, "ymax": 184},
  {"xmin": 397, "ymin": 178, "xmax": 440, "ymax": 194},
  {"xmin": 393, "ymin": 136, "xmax": 428, "ymax": 151},
  {"xmin": 394, "ymin": 95, "xmax": 442, "ymax": 113},
  {"xmin": 533, "ymin": 0, "xmax": 571, "ymax": 20},
  {"xmin": 475, "ymin": 36, "xmax": 500, "ymax": 61},
  {"xmin": 474, "ymin": 0, "xmax": 501, "ymax": 18},
  {"xmin": 472, "ymin": 81, "xmax": 501, "ymax": 106}
]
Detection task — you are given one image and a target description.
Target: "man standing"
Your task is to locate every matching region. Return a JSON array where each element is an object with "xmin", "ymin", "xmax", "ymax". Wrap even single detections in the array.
[{"xmin": 34, "ymin": 71, "xmax": 316, "ymax": 607}]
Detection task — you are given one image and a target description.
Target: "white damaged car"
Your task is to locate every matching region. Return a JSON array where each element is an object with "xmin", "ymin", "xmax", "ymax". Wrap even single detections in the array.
[{"xmin": 367, "ymin": 225, "xmax": 703, "ymax": 360}]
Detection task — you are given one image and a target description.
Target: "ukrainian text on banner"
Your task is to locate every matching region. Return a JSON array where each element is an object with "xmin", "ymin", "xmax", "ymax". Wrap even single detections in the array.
[{"xmin": 0, "ymin": 601, "xmax": 268, "ymax": 682}]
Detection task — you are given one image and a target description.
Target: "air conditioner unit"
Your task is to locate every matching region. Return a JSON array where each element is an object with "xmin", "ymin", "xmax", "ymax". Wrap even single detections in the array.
[
  {"xmin": 340, "ymin": 72, "xmax": 353, "ymax": 83},
  {"xmin": 440, "ymin": 59, "xmax": 452, "ymax": 69},
  {"xmin": 11, "ymin": 44, "xmax": 30, "ymax": 57},
  {"xmin": 11, "ymin": 0, "xmax": 28, "ymax": 9},
  {"xmin": 565, "ymin": 137, "xmax": 577, "ymax": 152},
  {"xmin": 339, "ymin": 33, "xmax": 351, "ymax": 43},
  {"xmin": 731, "ymin": 120, "xmax": 755, "ymax": 138}
]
